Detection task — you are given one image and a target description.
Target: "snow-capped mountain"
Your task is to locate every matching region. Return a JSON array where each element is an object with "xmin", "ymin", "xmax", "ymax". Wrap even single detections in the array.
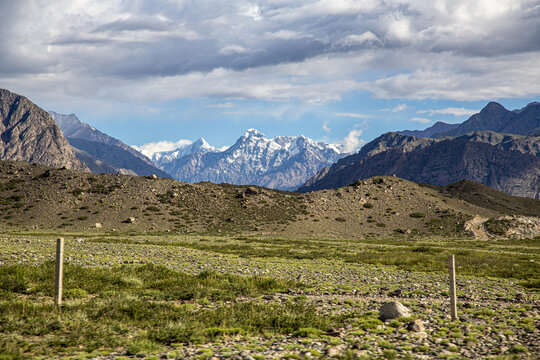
[
  {"xmin": 148, "ymin": 138, "xmax": 219, "ymax": 165},
  {"xmin": 143, "ymin": 129, "xmax": 347, "ymax": 190}
]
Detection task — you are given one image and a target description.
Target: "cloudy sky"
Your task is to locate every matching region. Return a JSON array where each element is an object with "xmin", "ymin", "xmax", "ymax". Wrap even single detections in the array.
[{"xmin": 1, "ymin": 0, "xmax": 539, "ymax": 152}]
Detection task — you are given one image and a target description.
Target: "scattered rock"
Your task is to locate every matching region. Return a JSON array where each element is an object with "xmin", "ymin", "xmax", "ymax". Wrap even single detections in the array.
[
  {"xmin": 407, "ymin": 319, "xmax": 425, "ymax": 332},
  {"xmin": 244, "ymin": 186, "xmax": 259, "ymax": 196},
  {"xmin": 123, "ymin": 217, "xmax": 136, "ymax": 224},
  {"xmin": 95, "ymin": 223, "xmax": 102, "ymax": 229},
  {"xmin": 147, "ymin": 174, "xmax": 158, "ymax": 179},
  {"xmin": 379, "ymin": 301, "xmax": 411, "ymax": 320},
  {"xmin": 326, "ymin": 345, "xmax": 345, "ymax": 357}
]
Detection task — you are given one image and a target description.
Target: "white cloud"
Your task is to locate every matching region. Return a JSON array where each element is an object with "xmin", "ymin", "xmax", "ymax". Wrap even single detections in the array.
[
  {"xmin": 1, "ymin": 0, "xmax": 539, "ymax": 111},
  {"xmin": 132, "ymin": 139, "xmax": 193, "ymax": 157},
  {"xmin": 334, "ymin": 112, "xmax": 373, "ymax": 119},
  {"xmin": 268, "ymin": 0, "xmax": 382, "ymax": 22},
  {"xmin": 205, "ymin": 102, "xmax": 236, "ymax": 108},
  {"xmin": 264, "ymin": 30, "xmax": 309, "ymax": 40},
  {"xmin": 336, "ymin": 31, "xmax": 381, "ymax": 47},
  {"xmin": 381, "ymin": 103, "xmax": 408, "ymax": 112},
  {"xmin": 342, "ymin": 129, "xmax": 366, "ymax": 153},
  {"xmin": 220, "ymin": 45, "xmax": 249, "ymax": 55},
  {"xmin": 417, "ymin": 107, "xmax": 478, "ymax": 116},
  {"xmin": 322, "ymin": 120, "xmax": 330, "ymax": 133},
  {"xmin": 410, "ymin": 117, "xmax": 432, "ymax": 124},
  {"xmin": 367, "ymin": 53, "xmax": 540, "ymax": 100}
]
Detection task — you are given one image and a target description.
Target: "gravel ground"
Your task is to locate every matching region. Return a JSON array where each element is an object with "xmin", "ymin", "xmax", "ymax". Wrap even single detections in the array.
[{"xmin": 0, "ymin": 235, "xmax": 538, "ymax": 359}]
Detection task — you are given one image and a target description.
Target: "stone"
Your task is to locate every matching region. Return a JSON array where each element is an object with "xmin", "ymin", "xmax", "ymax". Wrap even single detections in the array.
[
  {"xmin": 379, "ymin": 301, "xmax": 411, "ymax": 320},
  {"xmin": 124, "ymin": 217, "xmax": 136, "ymax": 224},
  {"xmin": 147, "ymin": 174, "xmax": 158, "ymax": 179},
  {"xmin": 326, "ymin": 345, "xmax": 345, "ymax": 357},
  {"xmin": 407, "ymin": 319, "xmax": 425, "ymax": 332},
  {"xmin": 95, "ymin": 223, "xmax": 102, "ymax": 229}
]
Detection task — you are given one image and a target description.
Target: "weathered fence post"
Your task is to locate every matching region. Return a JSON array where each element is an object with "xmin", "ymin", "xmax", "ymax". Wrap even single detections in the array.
[
  {"xmin": 449, "ymin": 254, "xmax": 457, "ymax": 320},
  {"xmin": 54, "ymin": 238, "xmax": 64, "ymax": 308}
]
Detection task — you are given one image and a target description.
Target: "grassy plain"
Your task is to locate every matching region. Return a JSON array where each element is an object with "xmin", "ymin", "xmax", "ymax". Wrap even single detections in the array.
[{"xmin": 0, "ymin": 232, "xmax": 538, "ymax": 359}]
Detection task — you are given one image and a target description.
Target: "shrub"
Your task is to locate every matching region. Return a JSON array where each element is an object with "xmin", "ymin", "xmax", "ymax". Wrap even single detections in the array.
[
  {"xmin": 409, "ymin": 212, "xmax": 425, "ymax": 218},
  {"xmin": 64, "ymin": 288, "xmax": 88, "ymax": 299},
  {"xmin": 335, "ymin": 217, "xmax": 347, "ymax": 223},
  {"xmin": 363, "ymin": 203, "xmax": 374, "ymax": 209}
]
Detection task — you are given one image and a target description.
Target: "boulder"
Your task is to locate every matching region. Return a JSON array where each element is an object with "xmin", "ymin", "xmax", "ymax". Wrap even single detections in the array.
[
  {"xmin": 95, "ymin": 223, "xmax": 102, "ymax": 229},
  {"xmin": 379, "ymin": 301, "xmax": 411, "ymax": 320}
]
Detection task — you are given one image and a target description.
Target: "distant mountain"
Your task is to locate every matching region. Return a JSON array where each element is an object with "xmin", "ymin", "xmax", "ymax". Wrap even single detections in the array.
[
  {"xmin": 400, "ymin": 102, "xmax": 540, "ymax": 139},
  {"xmin": 150, "ymin": 129, "xmax": 346, "ymax": 191},
  {"xmin": 144, "ymin": 138, "xmax": 219, "ymax": 167},
  {"xmin": 298, "ymin": 131, "xmax": 540, "ymax": 198},
  {"xmin": 49, "ymin": 111, "xmax": 169, "ymax": 177},
  {"xmin": 438, "ymin": 102, "xmax": 540, "ymax": 138},
  {"xmin": 67, "ymin": 138, "xmax": 170, "ymax": 177},
  {"xmin": 50, "ymin": 112, "xmax": 151, "ymax": 163},
  {"xmin": 399, "ymin": 121, "xmax": 460, "ymax": 138},
  {"xmin": 0, "ymin": 89, "xmax": 88, "ymax": 171}
]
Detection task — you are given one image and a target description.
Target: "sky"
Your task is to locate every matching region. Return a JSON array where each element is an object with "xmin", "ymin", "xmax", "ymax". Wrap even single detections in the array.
[{"xmin": 1, "ymin": 0, "xmax": 539, "ymax": 153}]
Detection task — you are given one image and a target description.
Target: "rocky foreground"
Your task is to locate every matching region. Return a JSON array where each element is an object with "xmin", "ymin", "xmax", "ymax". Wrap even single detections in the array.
[{"xmin": 1, "ymin": 235, "xmax": 538, "ymax": 359}]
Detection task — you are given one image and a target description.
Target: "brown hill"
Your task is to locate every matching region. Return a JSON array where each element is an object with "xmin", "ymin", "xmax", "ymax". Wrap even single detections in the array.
[
  {"xmin": 434, "ymin": 180, "xmax": 540, "ymax": 217},
  {"xmin": 1, "ymin": 160, "xmax": 538, "ymax": 239},
  {"xmin": 0, "ymin": 89, "xmax": 87, "ymax": 171}
]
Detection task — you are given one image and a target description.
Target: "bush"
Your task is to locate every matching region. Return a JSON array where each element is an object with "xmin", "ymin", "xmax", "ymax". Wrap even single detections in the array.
[
  {"xmin": 64, "ymin": 288, "xmax": 88, "ymax": 299},
  {"xmin": 335, "ymin": 217, "xmax": 347, "ymax": 222},
  {"xmin": 409, "ymin": 212, "xmax": 425, "ymax": 218},
  {"xmin": 363, "ymin": 203, "xmax": 374, "ymax": 209}
]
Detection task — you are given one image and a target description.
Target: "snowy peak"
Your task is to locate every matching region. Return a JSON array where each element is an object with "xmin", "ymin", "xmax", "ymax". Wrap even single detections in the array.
[
  {"xmin": 146, "ymin": 129, "xmax": 347, "ymax": 191},
  {"xmin": 149, "ymin": 137, "xmax": 218, "ymax": 165},
  {"xmin": 191, "ymin": 137, "xmax": 214, "ymax": 152}
]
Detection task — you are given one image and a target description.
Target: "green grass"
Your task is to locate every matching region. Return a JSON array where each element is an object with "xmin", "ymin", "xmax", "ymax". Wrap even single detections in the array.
[
  {"xmin": 85, "ymin": 235, "xmax": 540, "ymax": 281},
  {"xmin": 0, "ymin": 262, "xmax": 335, "ymax": 359}
]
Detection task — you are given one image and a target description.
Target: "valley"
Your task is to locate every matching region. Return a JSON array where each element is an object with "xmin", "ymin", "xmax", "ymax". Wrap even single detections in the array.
[{"xmin": 0, "ymin": 160, "xmax": 538, "ymax": 359}]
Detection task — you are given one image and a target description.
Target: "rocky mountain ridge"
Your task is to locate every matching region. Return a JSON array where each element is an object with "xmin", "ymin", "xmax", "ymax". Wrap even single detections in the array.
[
  {"xmin": 300, "ymin": 101, "xmax": 540, "ymax": 198},
  {"xmin": 299, "ymin": 131, "xmax": 540, "ymax": 198},
  {"xmin": 50, "ymin": 111, "xmax": 169, "ymax": 177},
  {"xmin": 400, "ymin": 101, "xmax": 540, "ymax": 138},
  {"xmin": 0, "ymin": 89, "xmax": 88, "ymax": 171}
]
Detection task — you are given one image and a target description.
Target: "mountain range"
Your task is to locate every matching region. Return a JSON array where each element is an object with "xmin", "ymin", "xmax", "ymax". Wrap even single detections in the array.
[
  {"xmin": 49, "ymin": 111, "xmax": 169, "ymax": 178},
  {"xmin": 299, "ymin": 102, "xmax": 540, "ymax": 198},
  {"xmin": 1, "ymin": 88, "xmax": 538, "ymax": 198},
  {"xmin": 399, "ymin": 102, "xmax": 540, "ymax": 138},
  {"xmin": 142, "ymin": 129, "xmax": 346, "ymax": 191}
]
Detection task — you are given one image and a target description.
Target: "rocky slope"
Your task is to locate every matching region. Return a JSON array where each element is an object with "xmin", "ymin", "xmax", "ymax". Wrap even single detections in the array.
[
  {"xmin": 50, "ymin": 111, "xmax": 169, "ymax": 177},
  {"xmin": 1, "ymin": 159, "xmax": 538, "ymax": 238},
  {"xmin": 399, "ymin": 121, "xmax": 459, "ymax": 138},
  {"xmin": 0, "ymin": 89, "xmax": 88, "ymax": 171},
  {"xmin": 152, "ymin": 129, "xmax": 346, "ymax": 191},
  {"xmin": 298, "ymin": 131, "xmax": 540, "ymax": 198}
]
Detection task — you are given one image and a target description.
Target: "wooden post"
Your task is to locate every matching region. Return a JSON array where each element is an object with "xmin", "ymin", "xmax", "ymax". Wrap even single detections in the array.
[
  {"xmin": 449, "ymin": 254, "xmax": 457, "ymax": 320},
  {"xmin": 54, "ymin": 238, "xmax": 64, "ymax": 308}
]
